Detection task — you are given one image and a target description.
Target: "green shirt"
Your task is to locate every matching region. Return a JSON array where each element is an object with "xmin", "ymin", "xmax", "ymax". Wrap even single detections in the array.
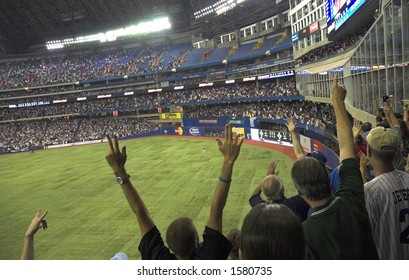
[{"xmin": 303, "ymin": 158, "xmax": 379, "ymax": 259}]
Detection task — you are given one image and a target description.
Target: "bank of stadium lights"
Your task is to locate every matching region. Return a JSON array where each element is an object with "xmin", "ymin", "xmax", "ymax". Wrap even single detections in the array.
[
  {"xmin": 46, "ymin": 17, "xmax": 171, "ymax": 50},
  {"xmin": 194, "ymin": 0, "xmax": 247, "ymax": 19}
]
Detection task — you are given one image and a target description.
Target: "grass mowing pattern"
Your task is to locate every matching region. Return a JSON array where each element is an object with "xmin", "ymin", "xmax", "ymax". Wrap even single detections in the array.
[{"xmin": 0, "ymin": 136, "xmax": 297, "ymax": 260}]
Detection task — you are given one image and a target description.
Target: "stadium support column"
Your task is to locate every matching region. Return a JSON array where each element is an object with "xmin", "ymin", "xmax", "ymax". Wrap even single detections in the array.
[
  {"xmin": 380, "ymin": 0, "xmax": 389, "ymax": 10},
  {"xmin": 155, "ymin": 68, "xmax": 160, "ymax": 107},
  {"xmin": 155, "ymin": 68, "xmax": 162, "ymax": 134},
  {"xmin": 236, "ymin": 29, "xmax": 241, "ymax": 45},
  {"xmin": 401, "ymin": 0, "xmax": 409, "ymax": 102},
  {"xmin": 402, "ymin": 0, "xmax": 409, "ymax": 63},
  {"xmin": 255, "ymin": 22, "xmax": 262, "ymax": 38}
]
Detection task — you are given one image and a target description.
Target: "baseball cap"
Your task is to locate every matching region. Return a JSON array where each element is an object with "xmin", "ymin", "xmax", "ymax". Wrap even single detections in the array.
[
  {"xmin": 306, "ymin": 150, "xmax": 327, "ymax": 163},
  {"xmin": 110, "ymin": 252, "xmax": 128, "ymax": 260},
  {"xmin": 366, "ymin": 127, "xmax": 398, "ymax": 151}
]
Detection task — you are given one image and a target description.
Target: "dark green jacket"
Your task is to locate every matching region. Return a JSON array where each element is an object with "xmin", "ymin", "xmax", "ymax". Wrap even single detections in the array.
[{"xmin": 303, "ymin": 158, "xmax": 379, "ymax": 260}]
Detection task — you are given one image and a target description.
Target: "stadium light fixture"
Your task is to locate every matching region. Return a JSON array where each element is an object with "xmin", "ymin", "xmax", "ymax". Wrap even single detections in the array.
[
  {"xmin": 46, "ymin": 17, "xmax": 171, "ymax": 50},
  {"xmin": 194, "ymin": 0, "xmax": 248, "ymax": 19}
]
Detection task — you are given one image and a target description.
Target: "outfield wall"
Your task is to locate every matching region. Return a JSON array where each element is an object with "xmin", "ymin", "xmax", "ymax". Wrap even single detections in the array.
[
  {"xmin": 162, "ymin": 117, "xmax": 340, "ymax": 169},
  {"xmin": 2, "ymin": 117, "xmax": 339, "ymax": 169},
  {"xmin": 249, "ymin": 128, "xmax": 339, "ymax": 169}
]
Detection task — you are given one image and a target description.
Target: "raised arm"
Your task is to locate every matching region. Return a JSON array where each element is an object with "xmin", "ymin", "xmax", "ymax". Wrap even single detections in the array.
[
  {"xmin": 105, "ymin": 135, "xmax": 155, "ymax": 237},
  {"xmin": 383, "ymin": 103, "xmax": 406, "ymax": 170},
  {"xmin": 250, "ymin": 160, "xmax": 279, "ymax": 197},
  {"xmin": 383, "ymin": 103, "xmax": 400, "ymax": 128},
  {"xmin": 21, "ymin": 209, "xmax": 48, "ymax": 260},
  {"xmin": 207, "ymin": 124, "xmax": 244, "ymax": 232},
  {"xmin": 330, "ymin": 76, "xmax": 355, "ymax": 161},
  {"xmin": 250, "ymin": 183, "xmax": 263, "ymax": 198},
  {"xmin": 286, "ymin": 117, "xmax": 305, "ymax": 159},
  {"xmin": 358, "ymin": 151, "xmax": 368, "ymax": 184},
  {"xmin": 403, "ymin": 103, "xmax": 409, "ymax": 130},
  {"xmin": 352, "ymin": 119, "xmax": 362, "ymax": 144}
]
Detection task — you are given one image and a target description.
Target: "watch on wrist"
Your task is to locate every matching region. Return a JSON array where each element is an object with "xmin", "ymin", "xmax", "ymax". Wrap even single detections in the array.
[{"xmin": 116, "ymin": 174, "xmax": 130, "ymax": 185}]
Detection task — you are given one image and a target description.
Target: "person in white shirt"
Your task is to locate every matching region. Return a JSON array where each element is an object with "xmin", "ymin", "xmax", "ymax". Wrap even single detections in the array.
[{"xmin": 364, "ymin": 119, "xmax": 409, "ymax": 259}]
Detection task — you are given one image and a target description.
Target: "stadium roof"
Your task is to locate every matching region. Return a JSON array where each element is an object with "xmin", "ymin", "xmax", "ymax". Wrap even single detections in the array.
[{"xmin": 0, "ymin": 0, "xmax": 288, "ymax": 55}]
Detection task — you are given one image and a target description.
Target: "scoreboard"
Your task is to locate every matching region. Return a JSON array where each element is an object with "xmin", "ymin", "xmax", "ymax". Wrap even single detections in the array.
[
  {"xmin": 258, "ymin": 129, "xmax": 292, "ymax": 143},
  {"xmin": 160, "ymin": 113, "xmax": 182, "ymax": 120},
  {"xmin": 326, "ymin": 0, "xmax": 367, "ymax": 35}
]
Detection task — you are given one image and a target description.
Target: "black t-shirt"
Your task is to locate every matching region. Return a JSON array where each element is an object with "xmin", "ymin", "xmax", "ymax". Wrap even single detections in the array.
[
  {"xmin": 138, "ymin": 226, "xmax": 233, "ymax": 260},
  {"xmin": 249, "ymin": 194, "xmax": 309, "ymax": 222}
]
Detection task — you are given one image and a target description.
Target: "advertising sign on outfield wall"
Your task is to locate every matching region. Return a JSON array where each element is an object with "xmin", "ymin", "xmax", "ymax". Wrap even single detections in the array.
[
  {"xmin": 162, "ymin": 126, "xmax": 205, "ymax": 137},
  {"xmin": 249, "ymin": 129, "xmax": 339, "ymax": 169},
  {"xmin": 250, "ymin": 128, "xmax": 293, "ymax": 147}
]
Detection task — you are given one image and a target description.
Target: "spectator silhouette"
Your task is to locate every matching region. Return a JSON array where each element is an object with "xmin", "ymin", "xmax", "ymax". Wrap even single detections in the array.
[
  {"xmin": 240, "ymin": 203, "xmax": 305, "ymax": 259},
  {"xmin": 291, "ymin": 76, "xmax": 378, "ymax": 259},
  {"xmin": 105, "ymin": 123, "xmax": 243, "ymax": 259},
  {"xmin": 249, "ymin": 160, "xmax": 309, "ymax": 222},
  {"xmin": 286, "ymin": 116, "xmax": 330, "ymax": 171},
  {"xmin": 364, "ymin": 125, "xmax": 409, "ymax": 259}
]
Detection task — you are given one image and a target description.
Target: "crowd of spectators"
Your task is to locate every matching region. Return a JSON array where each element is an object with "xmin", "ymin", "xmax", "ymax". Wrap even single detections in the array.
[
  {"xmin": 0, "ymin": 45, "xmax": 185, "ymax": 89},
  {"xmin": 0, "ymin": 85, "xmax": 79, "ymax": 99},
  {"xmin": 19, "ymin": 77, "xmax": 409, "ymax": 261},
  {"xmin": 0, "ymin": 36, "xmax": 294, "ymax": 91},
  {"xmin": 0, "ymin": 117, "xmax": 158, "ymax": 152},
  {"xmin": 184, "ymin": 100, "xmax": 334, "ymax": 132},
  {"xmin": 9, "ymin": 7, "xmax": 409, "ymax": 261},
  {"xmin": 0, "ymin": 100, "xmax": 335, "ymax": 152},
  {"xmin": 0, "ymin": 78, "xmax": 338, "ymax": 152},
  {"xmin": 0, "ymin": 95, "xmax": 155, "ymax": 120},
  {"xmin": 0, "ymin": 120, "xmax": 47, "ymax": 152},
  {"xmin": 99, "ymin": 77, "xmax": 409, "ymax": 260},
  {"xmin": 0, "ymin": 81, "xmax": 299, "ymax": 119},
  {"xmin": 297, "ymin": 25, "xmax": 372, "ymax": 65},
  {"xmin": 0, "ymin": 80, "xmax": 298, "ymax": 105}
]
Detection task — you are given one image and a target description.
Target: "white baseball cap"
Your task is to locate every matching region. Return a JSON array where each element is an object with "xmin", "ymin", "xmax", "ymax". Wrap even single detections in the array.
[{"xmin": 366, "ymin": 127, "xmax": 398, "ymax": 151}]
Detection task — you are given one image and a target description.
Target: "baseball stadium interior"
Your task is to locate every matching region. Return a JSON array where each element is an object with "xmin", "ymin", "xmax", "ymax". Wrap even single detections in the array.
[{"xmin": 1, "ymin": 0, "xmax": 409, "ymax": 261}]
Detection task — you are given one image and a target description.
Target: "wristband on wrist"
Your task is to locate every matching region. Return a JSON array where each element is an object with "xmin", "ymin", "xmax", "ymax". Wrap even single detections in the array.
[
  {"xmin": 218, "ymin": 177, "xmax": 231, "ymax": 184},
  {"xmin": 116, "ymin": 174, "xmax": 131, "ymax": 185}
]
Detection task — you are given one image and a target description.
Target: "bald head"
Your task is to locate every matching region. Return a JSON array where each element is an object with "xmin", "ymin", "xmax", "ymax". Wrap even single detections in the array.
[{"xmin": 262, "ymin": 175, "xmax": 284, "ymax": 203}]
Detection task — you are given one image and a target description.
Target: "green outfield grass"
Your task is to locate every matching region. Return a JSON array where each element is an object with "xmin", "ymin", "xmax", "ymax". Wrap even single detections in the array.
[{"xmin": 0, "ymin": 136, "xmax": 296, "ymax": 260}]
